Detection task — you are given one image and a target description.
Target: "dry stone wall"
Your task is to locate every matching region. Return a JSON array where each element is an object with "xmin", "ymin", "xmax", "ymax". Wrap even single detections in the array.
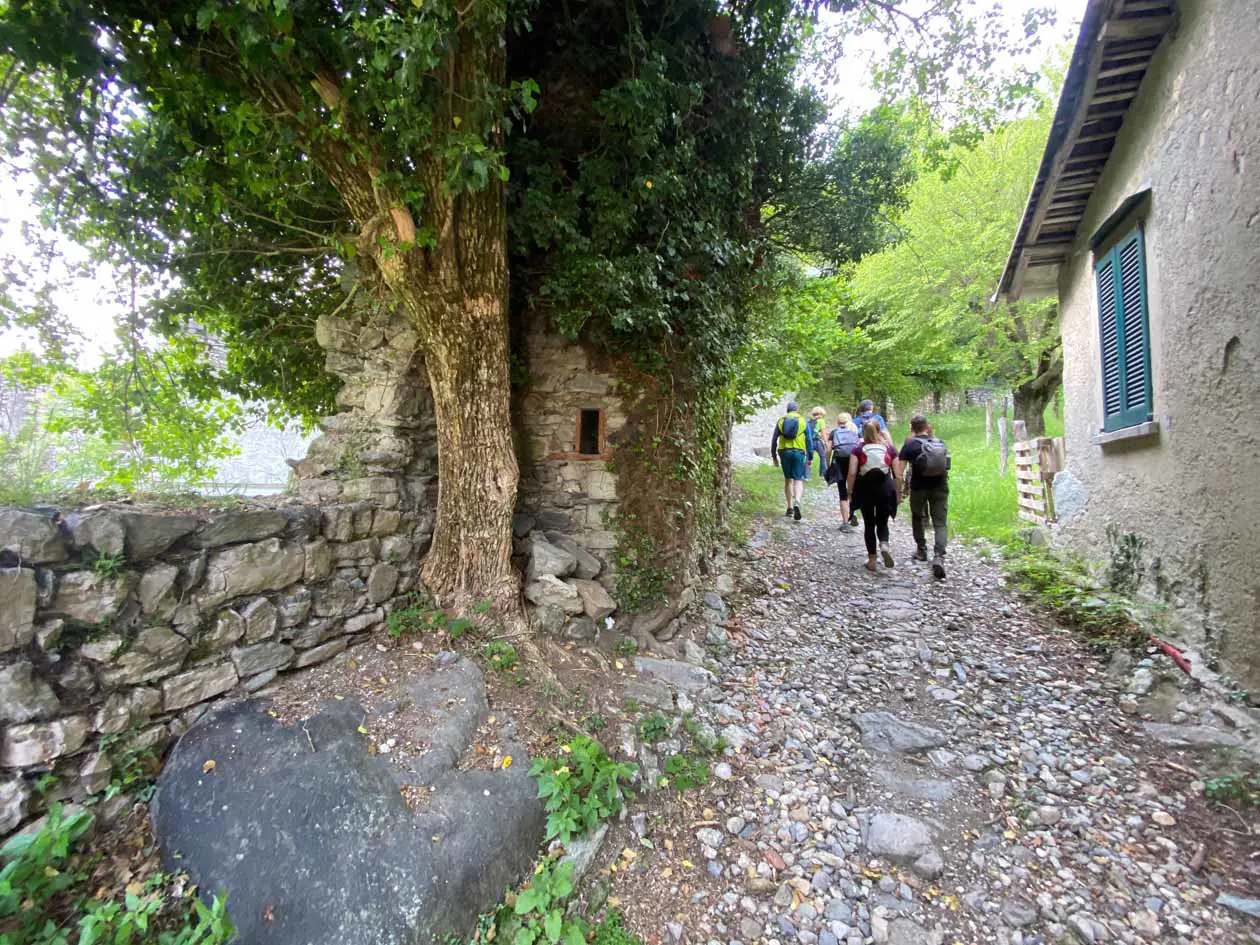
[
  {"xmin": 0, "ymin": 498, "xmax": 425, "ymax": 837},
  {"xmin": 515, "ymin": 325, "xmax": 623, "ymax": 564}
]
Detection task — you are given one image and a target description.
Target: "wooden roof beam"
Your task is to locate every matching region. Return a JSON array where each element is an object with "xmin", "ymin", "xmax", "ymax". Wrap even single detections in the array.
[{"xmin": 1103, "ymin": 15, "xmax": 1174, "ymax": 40}]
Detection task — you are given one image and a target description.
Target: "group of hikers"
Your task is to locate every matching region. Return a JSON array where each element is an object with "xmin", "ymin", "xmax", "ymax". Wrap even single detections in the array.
[{"xmin": 770, "ymin": 399, "xmax": 950, "ymax": 579}]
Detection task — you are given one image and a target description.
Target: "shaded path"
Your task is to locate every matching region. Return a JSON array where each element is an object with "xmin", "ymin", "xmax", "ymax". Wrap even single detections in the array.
[{"xmin": 633, "ymin": 483, "xmax": 1254, "ymax": 945}]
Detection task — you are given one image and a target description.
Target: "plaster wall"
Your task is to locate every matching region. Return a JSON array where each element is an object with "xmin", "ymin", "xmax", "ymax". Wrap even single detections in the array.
[{"xmin": 1054, "ymin": 0, "xmax": 1260, "ymax": 684}]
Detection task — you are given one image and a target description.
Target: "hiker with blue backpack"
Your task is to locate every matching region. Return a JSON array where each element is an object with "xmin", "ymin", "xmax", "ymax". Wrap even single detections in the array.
[
  {"xmin": 824, "ymin": 411, "xmax": 860, "ymax": 530},
  {"xmin": 898, "ymin": 414, "xmax": 951, "ymax": 579},
  {"xmin": 770, "ymin": 400, "xmax": 808, "ymax": 520}
]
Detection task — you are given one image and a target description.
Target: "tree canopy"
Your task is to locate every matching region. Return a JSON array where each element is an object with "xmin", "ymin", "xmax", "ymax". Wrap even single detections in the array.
[{"xmin": 833, "ymin": 101, "xmax": 1061, "ymax": 428}]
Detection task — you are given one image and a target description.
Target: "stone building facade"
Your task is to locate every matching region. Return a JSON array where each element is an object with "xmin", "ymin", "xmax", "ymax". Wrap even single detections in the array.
[{"xmin": 999, "ymin": 0, "xmax": 1260, "ymax": 686}]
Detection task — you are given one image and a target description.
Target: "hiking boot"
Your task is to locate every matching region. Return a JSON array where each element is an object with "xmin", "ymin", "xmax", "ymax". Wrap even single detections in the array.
[
  {"xmin": 793, "ymin": 504, "xmax": 802, "ymax": 522},
  {"xmin": 865, "ymin": 555, "xmax": 878, "ymax": 572},
  {"xmin": 932, "ymin": 556, "xmax": 946, "ymax": 579},
  {"xmin": 880, "ymin": 545, "xmax": 895, "ymax": 568},
  {"xmin": 912, "ymin": 548, "xmax": 928, "ymax": 562}
]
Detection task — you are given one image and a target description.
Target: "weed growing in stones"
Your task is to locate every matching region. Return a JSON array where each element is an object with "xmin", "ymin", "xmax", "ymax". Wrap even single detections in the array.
[
  {"xmin": 98, "ymin": 731, "xmax": 160, "ymax": 803},
  {"xmin": 682, "ymin": 713, "xmax": 727, "ymax": 755},
  {"xmin": 582, "ymin": 713, "xmax": 607, "ymax": 733},
  {"xmin": 662, "ymin": 752, "xmax": 709, "ymax": 792},
  {"xmin": 88, "ymin": 551, "xmax": 126, "ymax": 578},
  {"xmin": 621, "ymin": 697, "xmax": 641, "ymax": 714},
  {"xmin": 614, "ymin": 638, "xmax": 638, "ymax": 656},
  {"xmin": 529, "ymin": 737, "xmax": 636, "ymax": 845},
  {"xmin": 636, "ymin": 712, "xmax": 670, "ymax": 745},
  {"xmin": 1000, "ymin": 541, "xmax": 1146, "ymax": 652},
  {"xmin": 591, "ymin": 911, "xmax": 646, "ymax": 945},
  {"xmin": 0, "ymin": 804, "xmax": 233, "ymax": 945},
  {"xmin": 1204, "ymin": 760, "xmax": 1260, "ymax": 808},
  {"xmin": 387, "ymin": 593, "xmax": 477, "ymax": 642},
  {"xmin": 482, "ymin": 641, "xmax": 518, "ymax": 673}
]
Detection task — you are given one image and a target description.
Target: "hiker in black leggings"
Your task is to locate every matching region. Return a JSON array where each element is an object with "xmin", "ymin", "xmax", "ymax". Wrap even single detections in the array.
[{"xmin": 846, "ymin": 420, "xmax": 904, "ymax": 572}]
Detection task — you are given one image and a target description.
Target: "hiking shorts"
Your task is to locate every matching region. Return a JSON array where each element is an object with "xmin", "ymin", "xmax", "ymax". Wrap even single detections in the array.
[{"xmin": 779, "ymin": 449, "xmax": 806, "ymax": 481}]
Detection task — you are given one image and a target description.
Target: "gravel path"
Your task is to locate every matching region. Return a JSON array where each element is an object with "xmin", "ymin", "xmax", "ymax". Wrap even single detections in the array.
[{"xmin": 639, "ymin": 486, "xmax": 1258, "ymax": 945}]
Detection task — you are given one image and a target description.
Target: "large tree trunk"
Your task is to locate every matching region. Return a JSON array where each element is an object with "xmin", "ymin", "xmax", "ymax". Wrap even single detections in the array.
[
  {"xmin": 1012, "ymin": 354, "xmax": 1063, "ymax": 437},
  {"xmin": 296, "ymin": 22, "xmax": 522, "ymax": 623}
]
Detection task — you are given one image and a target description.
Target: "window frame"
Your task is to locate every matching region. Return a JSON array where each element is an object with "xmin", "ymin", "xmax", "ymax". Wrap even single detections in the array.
[
  {"xmin": 574, "ymin": 408, "xmax": 605, "ymax": 458},
  {"xmin": 1093, "ymin": 223, "xmax": 1154, "ymax": 433}
]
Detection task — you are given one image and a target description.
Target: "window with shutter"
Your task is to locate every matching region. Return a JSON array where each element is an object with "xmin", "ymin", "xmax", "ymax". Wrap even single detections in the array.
[{"xmin": 1094, "ymin": 225, "xmax": 1153, "ymax": 432}]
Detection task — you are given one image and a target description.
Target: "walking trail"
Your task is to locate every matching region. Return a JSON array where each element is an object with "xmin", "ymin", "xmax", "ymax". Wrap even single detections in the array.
[{"xmin": 605, "ymin": 480, "xmax": 1257, "ymax": 945}]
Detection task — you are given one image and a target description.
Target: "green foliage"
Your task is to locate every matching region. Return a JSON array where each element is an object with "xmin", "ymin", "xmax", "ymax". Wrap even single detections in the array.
[
  {"xmin": 89, "ymin": 553, "xmax": 126, "ymax": 578},
  {"xmin": 590, "ymin": 911, "xmax": 645, "ymax": 945},
  {"xmin": 1204, "ymin": 769, "xmax": 1260, "ymax": 809},
  {"xmin": 501, "ymin": 859, "xmax": 586, "ymax": 945},
  {"xmin": 581, "ymin": 713, "xmax": 606, "ymax": 734},
  {"xmin": 98, "ymin": 732, "xmax": 160, "ymax": 803},
  {"xmin": 482, "ymin": 641, "xmax": 519, "ymax": 673},
  {"xmin": 681, "ymin": 713, "xmax": 727, "ymax": 756},
  {"xmin": 610, "ymin": 519, "xmax": 669, "ymax": 616},
  {"xmin": 0, "ymin": 804, "xmax": 233, "ymax": 945},
  {"xmin": 1001, "ymin": 542, "xmax": 1147, "ymax": 653},
  {"xmin": 636, "ymin": 713, "xmax": 670, "ymax": 745},
  {"xmin": 613, "ymin": 639, "xmax": 639, "ymax": 657},
  {"xmin": 529, "ymin": 737, "xmax": 636, "ymax": 845},
  {"xmin": 662, "ymin": 752, "xmax": 709, "ymax": 793},
  {"xmin": 386, "ymin": 594, "xmax": 476, "ymax": 641},
  {"xmin": 841, "ymin": 105, "xmax": 1061, "ymax": 411}
]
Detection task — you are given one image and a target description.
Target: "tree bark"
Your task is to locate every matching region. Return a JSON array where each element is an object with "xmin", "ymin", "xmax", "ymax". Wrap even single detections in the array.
[
  {"xmin": 290, "ymin": 21, "xmax": 522, "ymax": 623},
  {"xmin": 1012, "ymin": 355, "xmax": 1063, "ymax": 437}
]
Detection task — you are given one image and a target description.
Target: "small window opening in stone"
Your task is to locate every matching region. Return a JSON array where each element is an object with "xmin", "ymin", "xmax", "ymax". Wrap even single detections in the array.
[{"xmin": 578, "ymin": 409, "xmax": 602, "ymax": 455}]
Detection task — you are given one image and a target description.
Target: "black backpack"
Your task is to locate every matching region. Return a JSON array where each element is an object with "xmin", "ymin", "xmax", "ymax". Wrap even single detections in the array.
[{"xmin": 913, "ymin": 437, "xmax": 950, "ymax": 477}]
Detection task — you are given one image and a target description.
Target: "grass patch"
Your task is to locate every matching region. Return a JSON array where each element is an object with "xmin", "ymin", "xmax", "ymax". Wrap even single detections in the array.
[
  {"xmin": 884, "ymin": 406, "xmax": 1064, "ymax": 544},
  {"xmin": 730, "ymin": 462, "xmax": 787, "ymax": 541},
  {"xmin": 1000, "ymin": 539, "xmax": 1147, "ymax": 653}
]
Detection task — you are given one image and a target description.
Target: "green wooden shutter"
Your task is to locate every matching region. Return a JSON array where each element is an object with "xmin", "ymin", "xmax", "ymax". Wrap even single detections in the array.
[
  {"xmin": 1095, "ymin": 255, "xmax": 1122, "ymax": 425},
  {"xmin": 1096, "ymin": 226, "xmax": 1153, "ymax": 432}
]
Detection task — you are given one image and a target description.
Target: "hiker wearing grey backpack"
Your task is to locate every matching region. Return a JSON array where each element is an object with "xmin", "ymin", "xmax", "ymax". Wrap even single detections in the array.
[{"xmin": 898, "ymin": 415, "xmax": 951, "ymax": 579}]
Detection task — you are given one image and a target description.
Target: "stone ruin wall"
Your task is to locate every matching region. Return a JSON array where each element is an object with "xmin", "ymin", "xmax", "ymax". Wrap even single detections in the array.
[
  {"xmin": 0, "ymin": 306, "xmax": 720, "ymax": 836},
  {"xmin": 0, "ymin": 497, "xmax": 425, "ymax": 839},
  {"xmin": 514, "ymin": 324, "xmax": 622, "ymax": 576}
]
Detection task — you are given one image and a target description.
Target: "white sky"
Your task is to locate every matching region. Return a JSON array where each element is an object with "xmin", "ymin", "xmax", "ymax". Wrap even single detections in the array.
[{"xmin": 0, "ymin": 0, "xmax": 1085, "ymax": 368}]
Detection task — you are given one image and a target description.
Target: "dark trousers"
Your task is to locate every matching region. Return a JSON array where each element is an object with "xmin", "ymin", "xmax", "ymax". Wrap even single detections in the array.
[
  {"xmin": 910, "ymin": 485, "xmax": 949, "ymax": 558},
  {"xmin": 855, "ymin": 472, "xmax": 891, "ymax": 554}
]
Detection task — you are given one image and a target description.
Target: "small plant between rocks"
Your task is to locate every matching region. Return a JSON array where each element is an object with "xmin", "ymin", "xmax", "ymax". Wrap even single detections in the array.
[
  {"xmin": 482, "ymin": 641, "xmax": 519, "ymax": 673},
  {"xmin": 529, "ymin": 737, "xmax": 637, "ymax": 845},
  {"xmin": 386, "ymin": 592, "xmax": 478, "ymax": 641}
]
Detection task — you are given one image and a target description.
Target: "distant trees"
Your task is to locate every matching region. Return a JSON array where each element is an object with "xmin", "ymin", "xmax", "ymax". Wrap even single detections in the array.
[{"xmin": 844, "ymin": 105, "xmax": 1061, "ymax": 432}]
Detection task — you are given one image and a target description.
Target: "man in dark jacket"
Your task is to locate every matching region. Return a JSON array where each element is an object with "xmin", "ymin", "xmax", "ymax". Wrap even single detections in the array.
[{"xmin": 898, "ymin": 414, "xmax": 950, "ymax": 579}]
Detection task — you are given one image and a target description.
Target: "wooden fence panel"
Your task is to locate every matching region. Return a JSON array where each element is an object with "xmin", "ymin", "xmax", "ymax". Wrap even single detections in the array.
[{"xmin": 1014, "ymin": 435, "xmax": 1059, "ymax": 525}]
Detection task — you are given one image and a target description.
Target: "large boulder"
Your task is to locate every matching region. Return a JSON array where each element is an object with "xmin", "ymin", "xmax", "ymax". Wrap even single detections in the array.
[
  {"xmin": 117, "ymin": 511, "xmax": 198, "ymax": 560},
  {"xmin": 544, "ymin": 533, "xmax": 602, "ymax": 580},
  {"xmin": 199, "ymin": 539, "xmax": 305, "ymax": 610},
  {"xmin": 524, "ymin": 576, "xmax": 583, "ymax": 615},
  {"xmin": 0, "ymin": 510, "xmax": 66, "ymax": 564},
  {"xmin": 189, "ymin": 511, "xmax": 288, "ymax": 549},
  {"xmin": 152, "ymin": 657, "xmax": 545, "ymax": 945}
]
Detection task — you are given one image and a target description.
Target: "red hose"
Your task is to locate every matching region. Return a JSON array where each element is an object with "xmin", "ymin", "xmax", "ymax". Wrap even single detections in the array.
[{"xmin": 1150, "ymin": 636, "xmax": 1193, "ymax": 676}]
